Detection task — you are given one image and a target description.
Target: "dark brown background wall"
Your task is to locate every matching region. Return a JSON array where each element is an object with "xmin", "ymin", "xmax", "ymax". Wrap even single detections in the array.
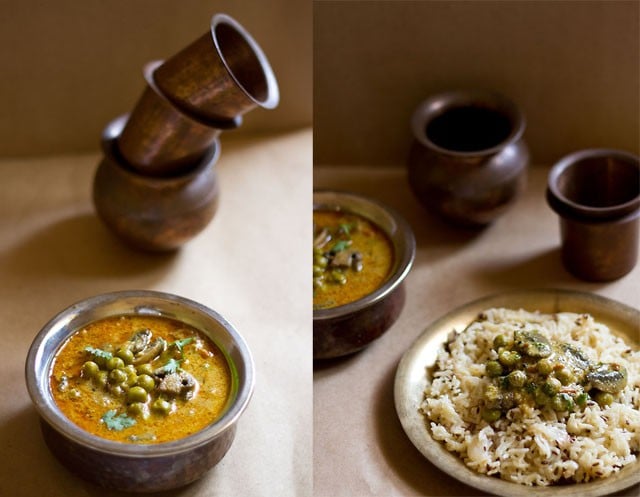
[
  {"xmin": 314, "ymin": 0, "xmax": 639, "ymax": 166},
  {"xmin": 0, "ymin": 0, "xmax": 312, "ymax": 157}
]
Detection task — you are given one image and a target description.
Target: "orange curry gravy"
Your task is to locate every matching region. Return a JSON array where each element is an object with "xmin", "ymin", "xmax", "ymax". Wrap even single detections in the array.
[
  {"xmin": 313, "ymin": 209, "xmax": 394, "ymax": 309},
  {"xmin": 50, "ymin": 315, "xmax": 233, "ymax": 444}
]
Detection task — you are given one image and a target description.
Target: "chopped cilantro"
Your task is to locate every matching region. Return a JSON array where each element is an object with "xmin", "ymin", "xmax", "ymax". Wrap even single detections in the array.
[
  {"xmin": 85, "ymin": 346, "xmax": 113, "ymax": 360},
  {"xmin": 330, "ymin": 240, "xmax": 350, "ymax": 253},
  {"xmin": 338, "ymin": 223, "xmax": 352, "ymax": 235},
  {"xmin": 172, "ymin": 337, "xmax": 194, "ymax": 353},
  {"xmin": 158, "ymin": 358, "xmax": 182, "ymax": 374},
  {"xmin": 101, "ymin": 410, "xmax": 136, "ymax": 431}
]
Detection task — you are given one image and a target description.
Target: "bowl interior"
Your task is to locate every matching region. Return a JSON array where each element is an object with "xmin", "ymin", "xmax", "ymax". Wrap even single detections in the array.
[{"xmin": 26, "ymin": 290, "xmax": 254, "ymax": 457}]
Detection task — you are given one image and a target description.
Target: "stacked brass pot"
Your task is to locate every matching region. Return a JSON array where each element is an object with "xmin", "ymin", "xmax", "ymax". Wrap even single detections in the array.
[{"xmin": 93, "ymin": 13, "xmax": 279, "ymax": 251}]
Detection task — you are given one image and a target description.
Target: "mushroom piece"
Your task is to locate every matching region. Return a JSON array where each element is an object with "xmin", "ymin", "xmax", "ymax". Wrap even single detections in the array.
[
  {"xmin": 132, "ymin": 338, "xmax": 166, "ymax": 365},
  {"xmin": 513, "ymin": 330, "xmax": 552, "ymax": 358},
  {"xmin": 129, "ymin": 329, "xmax": 152, "ymax": 354},
  {"xmin": 586, "ymin": 363, "xmax": 628, "ymax": 394},
  {"xmin": 313, "ymin": 228, "xmax": 332, "ymax": 249},
  {"xmin": 329, "ymin": 249, "xmax": 363, "ymax": 271},
  {"xmin": 156, "ymin": 371, "xmax": 199, "ymax": 400}
]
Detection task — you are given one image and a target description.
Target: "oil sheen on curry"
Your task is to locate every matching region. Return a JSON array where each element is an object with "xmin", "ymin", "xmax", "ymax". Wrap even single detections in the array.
[
  {"xmin": 50, "ymin": 315, "xmax": 233, "ymax": 444},
  {"xmin": 313, "ymin": 209, "xmax": 394, "ymax": 309}
]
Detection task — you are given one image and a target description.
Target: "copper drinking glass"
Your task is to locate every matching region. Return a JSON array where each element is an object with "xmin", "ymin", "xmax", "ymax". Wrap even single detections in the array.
[
  {"xmin": 154, "ymin": 13, "xmax": 279, "ymax": 122},
  {"xmin": 547, "ymin": 148, "xmax": 640, "ymax": 281}
]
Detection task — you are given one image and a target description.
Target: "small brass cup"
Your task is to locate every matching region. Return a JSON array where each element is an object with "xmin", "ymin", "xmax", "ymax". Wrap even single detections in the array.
[
  {"xmin": 547, "ymin": 149, "xmax": 640, "ymax": 281},
  {"xmin": 117, "ymin": 60, "xmax": 240, "ymax": 177},
  {"xmin": 154, "ymin": 13, "xmax": 279, "ymax": 122}
]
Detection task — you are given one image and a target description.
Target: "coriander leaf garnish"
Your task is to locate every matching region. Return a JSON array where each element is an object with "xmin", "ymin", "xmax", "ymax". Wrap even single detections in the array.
[
  {"xmin": 85, "ymin": 346, "xmax": 113, "ymax": 360},
  {"xmin": 158, "ymin": 358, "xmax": 182, "ymax": 374},
  {"xmin": 330, "ymin": 240, "xmax": 351, "ymax": 254},
  {"xmin": 101, "ymin": 410, "xmax": 136, "ymax": 431},
  {"xmin": 338, "ymin": 223, "xmax": 352, "ymax": 235},
  {"xmin": 172, "ymin": 337, "xmax": 194, "ymax": 353}
]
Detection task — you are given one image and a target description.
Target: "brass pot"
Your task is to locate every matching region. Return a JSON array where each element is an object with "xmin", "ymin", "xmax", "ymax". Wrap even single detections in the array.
[
  {"xmin": 93, "ymin": 115, "xmax": 220, "ymax": 251},
  {"xmin": 408, "ymin": 90, "xmax": 529, "ymax": 227}
]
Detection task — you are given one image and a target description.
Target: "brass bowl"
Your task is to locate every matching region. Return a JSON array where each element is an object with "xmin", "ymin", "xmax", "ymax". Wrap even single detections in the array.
[
  {"xmin": 313, "ymin": 191, "xmax": 415, "ymax": 360},
  {"xmin": 25, "ymin": 290, "xmax": 255, "ymax": 492}
]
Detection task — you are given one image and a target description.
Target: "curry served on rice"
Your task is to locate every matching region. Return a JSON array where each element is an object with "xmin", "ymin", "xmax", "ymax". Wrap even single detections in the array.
[
  {"xmin": 313, "ymin": 209, "xmax": 394, "ymax": 310},
  {"xmin": 422, "ymin": 308, "xmax": 639, "ymax": 485},
  {"xmin": 50, "ymin": 315, "xmax": 232, "ymax": 444}
]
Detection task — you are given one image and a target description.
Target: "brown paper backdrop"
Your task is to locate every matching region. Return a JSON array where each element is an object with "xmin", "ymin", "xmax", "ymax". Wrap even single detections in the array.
[
  {"xmin": 0, "ymin": 0, "xmax": 312, "ymax": 157},
  {"xmin": 314, "ymin": 0, "xmax": 640, "ymax": 166}
]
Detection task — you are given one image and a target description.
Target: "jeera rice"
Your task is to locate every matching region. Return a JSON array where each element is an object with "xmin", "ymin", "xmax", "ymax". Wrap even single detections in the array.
[{"xmin": 421, "ymin": 308, "xmax": 640, "ymax": 485}]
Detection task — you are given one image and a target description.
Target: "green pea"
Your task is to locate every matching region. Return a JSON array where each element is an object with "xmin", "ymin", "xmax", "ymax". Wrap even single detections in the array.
[
  {"xmin": 534, "ymin": 389, "xmax": 549, "ymax": 406},
  {"xmin": 109, "ymin": 368, "xmax": 128, "ymax": 385},
  {"xmin": 108, "ymin": 384, "xmax": 124, "ymax": 397},
  {"xmin": 493, "ymin": 334, "xmax": 508, "ymax": 349},
  {"xmin": 136, "ymin": 363, "xmax": 154, "ymax": 376},
  {"xmin": 313, "ymin": 276, "xmax": 325, "ymax": 291},
  {"xmin": 507, "ymin": 370, "xmax": 527, "ymax": 388},
  {"xmin": 551, "ymin": 393, "xmax": 574, "ymax": 412},
  {"xmin": 314, "ymin": 254, "xmax": 328, "ymax": 267},
  {"xmin": 481, "ymin": 408, "xmax": 502, "ymax": 422},
  {"xmin": 542, "ymin": 377, "xmax": 562, "ymax": 396},
  {"xmin": 485, "ymin": 360, "xmax": 503, "ymax": 377},
  {"xmin": 106, "ymin": 357, "xmax": 125, "ymax": 371},
  {"xmin": 152, "ymin": 398, "xmax": 172, "ymax": 415},
  {"xmin": 536, "ymin": 358, "xmax": 554, "ymax": 376},
  {"xmin": 498, "ymin": 350, "xmax": 521, "ymax": 367},
  {"xmin": 312, "ymin": 265, "xmax": 324, "ymax": 277},
  {"xmin": 127, "ymin": 386, "xmax": 149, "ymax": 403},
  {"xmin": 575, "ymin": 392, "xmax": 589, "ymax": 407},
  {"xmin": 81, "ymin": 361, "xmax": 100, "ymax": 379},
  {"xmin": 95, "ymin": 370, "xmax": 109, "ymax": 389},
  {"xmin": 116, "ymin": 348, "xmax": 135, "ymax": 365},
  {"xmin": 593, "ymin": 391, "xmax": 614, "ymax": 407},
  {"xmin": 136, "ymin": 374, "xmax": 155, "ymax": 392},
  {"xmin": 555, "ymin": 367, "xmax": 575, "ymax": 386},
  {"xmin": 128, "ymin": 402, "xmax": 150, "ymax": 419},
  {"xmin": 330, "ymin": 270, "xmax": 346, "ymax": 285}
]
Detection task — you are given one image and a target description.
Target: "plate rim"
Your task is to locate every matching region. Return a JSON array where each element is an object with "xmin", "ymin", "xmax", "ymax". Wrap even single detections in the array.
[{"xmin": 394, "ymin": 288, "xmax": 640, "ymax": 497}]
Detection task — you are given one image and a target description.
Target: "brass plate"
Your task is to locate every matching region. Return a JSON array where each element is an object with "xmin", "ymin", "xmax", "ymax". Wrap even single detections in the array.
[{"xmin": 394, "ymin": 289, "xmax": 640, "ymax": 497}]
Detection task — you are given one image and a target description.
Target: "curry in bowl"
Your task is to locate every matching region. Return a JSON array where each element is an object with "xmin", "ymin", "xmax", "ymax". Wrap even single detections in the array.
[
  {"xmin": 313, "ymin": 191, "xmax": 415, "ymax": 359},
  {"xmin": 51, "ymin": 314, "xmax": 232, "ymax": 444},
  {"xmin": 313, "ymin": 209, "xmax": 394, "ymax": 310},
  {"xmin": 25, "ymin": 290, "xmax": 254, "ymax": 492}
]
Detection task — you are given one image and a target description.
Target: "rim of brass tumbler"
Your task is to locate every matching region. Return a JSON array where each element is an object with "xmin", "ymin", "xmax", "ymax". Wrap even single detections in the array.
[
  {"xmin": 117, "ymin": 60, "xmax": 240, "ymax": 177},
  {"xmin": 546, "ymin": 148, "xmax": 640, "ymax": 281},
  {"xmin": 154, "ymin": 13, "xmax": 280, "ymax": 122},
  {"xmin": 94, "ymin": 115, "xmax": 221, "ymax": 251}
]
